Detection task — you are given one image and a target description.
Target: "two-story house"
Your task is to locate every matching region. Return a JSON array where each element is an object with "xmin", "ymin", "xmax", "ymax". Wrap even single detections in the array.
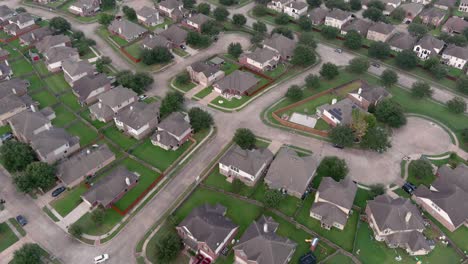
[
  {"xmin": 137, "ymin": 6, "xmax": 163, "ymax": 27},
  {"xmin": 283, "ymin": 1, "xmax": 308, "ymax": 19},
  {"xmin": 267, "ymin": 0, "xmax": 292, "ymax": 12},
  {"xmin": 341, "ymin": 18, "xmax": 373, "ymax": 36},
  {"xmin": 413, "ymin": 35, "xmax": 445, "ymax": 60},
  {"xmin": 35, "ymin": 34, "xmax": 71, "ymax": 54},
  {"xmin": 442, "ymin": 17, "xmax": 468, "ymax": 35},
  {"xmin": 44, "ymin": 46, "xmax": 80, "ymax": 72},
  {"xmin": 441, "ymin": 44, "xmax": 468, "ymax": 69},
  {"xmin": 186, "ymin": 61, "xmax": 225, "ymax": 87},
  {"xmin": 307, "ymin": 8, "xmax": 329, "ymax": 25},
  {"xmin": 263, "ymin": 33, "xmax": 297, "ymax": 60},
  {"xmin": 399, "ymin": 3, "xmax": 424, "ymax": 23},
  {"xmin": 114, "ymin": 101, "xmax": 160, "ymax": 140},
  {"xmin": 4, "ymin": 13, "xmax": 35, "ymax": 36},
  {"xmin": 325, "ymin": 9, "xmax": 353, "ymax": 29},
  {"xmin": 0, "ymin": 5, "xmax": 15, "ymax": 25},
  {"xmin": 367, "ymin": 22, "xmax": 396, "ymax": 42},
  {"xmin": 72, "ymin": 73, "xmax": 111, "ymax": 105},
  {"xmin": 158, "ymin": 24, "xmax": 188, "ymax": 47},
  {"xmin": 157, "ymin": 0, "xmax": 187, "ymax": 22},
  {"xmin": 8, "ymin": 107, "xmax": 54, "ymax": 143},
  {"xmin": 68, "ymin": 0, "xmax": 101, "ymax": 17},
  {"xmin": 459, "ymin": 0, "xmax": 468, "ymax": 12},
  {"xmin": 62, "ymin": 59, "xmax": 95, "ymax": 85},
  {"xmin": 108, "ymin": 19, "xmax": 148, "ymax": 42},
  {"xmin": 239, "ymin": 48, "xmax": 280, "ymax": 72},
  {"xmin": 19, "ymin": 27, "xmax": 52, "ymax": 46},
  {"xmin": 418, "ymin": 7, "xmax": 446, "ymax": 27},
  {"xmin": 89, "ymin": 86, "xmax": 138, "ymax": 122},
  {"xmin": 347, "ymin": 85, "xmax": 390, "ymax": 111},
  {"xmin": 151, "ymin": 112, "xmax": 192, "ymax": 150},
  {"xmin": 387, "ymin": 32, "xmax": 417, "ymax": 52},
  {"xmin": 0, "ymin": 79, "xmax": 32, "ymax": 125},
  {"xmin": 434, "ymin": 0, "xmax": 456, "ymax": 10},
  {"xmin": 317, "ymin": 98, "xmax": 363, "ymax": 127},
  {"xmin": 30, "ymin": 127, "xmax": 80, "ymax": 164},
  {"xmin": 183, "ymin": 13, "xmax": 210, "ymax": 32}
]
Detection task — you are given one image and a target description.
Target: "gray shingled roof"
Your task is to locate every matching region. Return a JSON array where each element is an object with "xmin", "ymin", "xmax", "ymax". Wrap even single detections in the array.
[
  {"xmin": 443, "ymin": 17, "xmax": 468, "ymax": 33},
  {"xmin": 97, "ymin": 86, "xmax": 137, "ymax": 109},
  {"xmin": 159, "ymin": 0, "xmax": 183, "ymax": 9},
  {"xmin": 36, "ymin": 34, "xmax": 70, "ymax": 53},
  {"xmin": 189, "ymin": 61, "xmax": 220, "ymax": 78},
  {"xmin": 399, "ymin": 3, "xmax": 424, "ymax": 18},
  {"xmin": 115, "ymin": 101, "xmax": 160, "ymax": 130},
  {"xmin": 265, "ymin": 148, "xmax": 318, "ymax": 196},
  {"xmin": 318, "ymin": 98, "xmax": 362, "ymax": 125},
  {"xmin": 8, "ymin": 110, "xmax": 51, "ymax": 141},
  {"xmin": 159, "ymin": 25, "xmax": 188, "ymax": 44},
  {"xmin": 30, "ymin": 127, "xmax": 79, "ymax": 159},
  {"xmin": 419, "ymin": 7, "xmax": 445, "ymax": 20},
  {"xmin": 20, "ymin": 27, "xmax": 52, "ymax": 44},
  {"xmin": 214, "ymin": 70, "xmax": 259, "ymax": 94},
  {"xmin": 0, "ymin": 78, "xmax": 29, "ymax": 96},
  {"xmin": 353, "ymin": 84, "xmax": 390, "ymax": 103},
  {"xmin": 137, "ymin": 6, "xmax": 158, "ymax": 18},
  {"xmin": 307, "ymin": 8, "xmax": 329, "ymax": 23},
  {"xmin": 287, "ymin": 1, "xmax": 308, "ymax": 9},
  {"xmin": 9, "ymin": 13, "xmax": 34, "ymax": 24},
  {"xmin": 234, "ymin": 215, "xmax": 297, "ymax": 264},
  {"xmin": 187, "ymin": 13, "xmax": 210, "ymax": 25},
  {"xmin": 72, "ymin": 73, "xmax": 111, "ymax": 102},
  {"xmin": 263, "ymin": 34, "xmax": 297, "ymax": 58},
  {"xmin": 327, "ymin": 9, "xmax": 351, "ymax": 20},
  {"xmin": 44, "ymin": 46, "xmax": 79, "ymax": 64},
  {"xmin": 385, "ymin": 230, "xmax": 432, "ymax": 253},
  {"xmin": 435, "ymin": 0, "xmax": 456, "ymax": 8},
  {"xmin": 244, "ymin": 48, "xmax": 278, "ymax": 64},
  {"xmin": 141, "ymin": 34, "xmax": 171, "ymax": 49},
  {"xmin": 151, "ymin": 130, "xmax": 179, "ymax": 147},
  {"xmin": 108, "ymin": 19, "xmax": 147, "ymax": 40},
  {"xmin": 62, "ymin": 59, "xmax": 94, "ymax": 77},
  {"xmin": 416, "ymin": 35, "xmax": 445, "ymax": 52},
  {"xmin": 388, "ymin": 32, "xmax": 417, "ymax": 50},
  {"xmin": 71, "ymin": 0, "xmax": 99, "ymax": 9},
  {"xmin": 82, "ymin": 166, "xmax": 139, "ymax": 207},
  {"xmin": 0, "ymin": 5, "xmax": 14, "ymax": 18},
  {"xmin": 342, "ymin": 19, "xmax": 373, "ymax": 36},
  {"xmin": 157, "ymin": 112, "xmax": 190, "ymax": 137},
  {"xmin": 311, "ymin": 177, "xmax": 357, "ymax": 220},
  {"xmin": 443, "ymin": 44, "xmax": 468, "ymax": 60},
  {"xmin": 179, "ymin": 203, "xmax": 238, "ymax": 251},
  {"xmin": 220, "ymin": 145, "xmax": 273, "ymax": 176},
  {"xmin": 368, "ymin": 22, "xmax": 395, "ymax": 35}
]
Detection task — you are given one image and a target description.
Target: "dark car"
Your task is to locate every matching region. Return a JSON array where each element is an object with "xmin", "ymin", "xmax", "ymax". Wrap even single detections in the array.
[
  {"xmin": 52, "ymin": 186, "xmax": 66, "ymax": 197},
  {"xmin": 371, "ymin": 62, "xmax": 380, "ymax": 68},
  {"xmin": 180, "ymin": 45, "xmax": 186, "ymax": 50},
  {"xmin": 332, "ymin": 143, "xmax": 344, "ymax": 149},
  {"xmin": 16, "ymin": 215, "xmax": 27, "ymax": 226},
  {"xmin": 402, "ymin": 182, "xmax": 417, "ymax": 194},
  {"xmin": 0, "ymin": 132, "xmax": 13, "ymax": 142}
]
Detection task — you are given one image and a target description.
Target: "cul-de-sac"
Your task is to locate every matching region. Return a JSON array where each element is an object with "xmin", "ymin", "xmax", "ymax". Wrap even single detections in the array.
[{"xmin": 0, "ymin": 0, "xmax": 466, "ymax": 263}]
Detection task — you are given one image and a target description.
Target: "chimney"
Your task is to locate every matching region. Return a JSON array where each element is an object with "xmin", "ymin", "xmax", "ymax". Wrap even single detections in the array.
[
  {"xmin": 130, "ymin": 105, "xmax": 133, "ymax": 111},
  {"xmin": 157, "ymin": 134, "xmax": 160, "ymax": 142},
  {"xmin": 263, "ymin": 223, "xmax": 268, "ymax": 233},
  {"xmin": 164, "ymin": 24, "xmax": 168, "ymax": 30},
  {"xmin": 405, "ymin": 211, "xmax": 412, "ymax": 223},
  {"xmin": 98, "ymin": 102, "xmax": 102, "ymax": 109},
  {"xmin": 331, "ymin": 98, "xmax": 337, "ymax": 105},
  {"xmin": 86, "ymin": 149, "xmax": 91, "ymax": 154},
  {"xmin": 358, "ymin": 88, "xmax": 362, "ymax": 94},
  {"xmin": 125, "ymin": 177, "xmax": 131, "ymax": 186},
  {"xmin": 12, "ymin": 88, "xmax": 17, "ymax": 94},
  {"xmin": 30, "ymin": 104, "xmax": 37, "ymax": 112}
]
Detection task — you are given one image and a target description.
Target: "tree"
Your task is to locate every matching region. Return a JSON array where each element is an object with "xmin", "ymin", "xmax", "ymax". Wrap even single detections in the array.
[
  {"xmin": 347, "ymin": 57, "xmax": 369, "ymax": 74},
  {"xmin": 186, "ymin": 32, "xmax": 211, "ymax": 48},
  {"xmin": 251, "ymin": 33, "xmax": 264, "ymax": 45},
  {"xmin": 390, "ymin": 7, "xmax": 405, "ymax": 21},
  {"xmin": 325, "ymin": 0, "xmax": 349, "ymax": 10},
  {"xmin": 101, "ymin": 0, "xmax": 116, "ymax": 9},
  {"xmin": 233, "ymin": 128, "xmax": 256, "ymax": 150},
  {"xmin": 175, "ymin": 71, "xmax": 190, "ymax": 85},
  {"xmin": 344, "ymin": 30, "xmax": 362, "ymax": 50},
  {"xmin": 456, "ymin": 76, "xmax": 468, "ymax": 94},
  {"xmin": 160, "ymin": 91, "xmax": 184, "ymax": 118},
  {"xmin": 367, "ymin": 0, "xmax": 385, "ymax": 10},
  {"xmin": 23, "ymin": 162, "xmax": 56, "ymax": 191},
  {"xmin": 317, "ymin": 156, "xmax": 348, "ymax": 181},
  {"xmin": 0, "ymin": 141, "xmax": 35, "ymax": 172},
  {"xmin": 154, "ymin": 231, "xmax": 182, "ymax": 263},
  {"xmin": 256, "ymin": 0, "xmax": 270, "ymax": 4},
  {"xmin": 253, "ymin": 21, "xmax": 267, "ymax": 34},
  {"xmin": 361, "ymin": 126, "xmax": 391, "ymax": 152},
  {"xmin": 264, "ymin": 189, "xmax": 284, "ymax": 208},
  {"xmin": 368, "ymin": 41, "xmax": 391, "ymax": 59},
  {"xmin": 307, "ymin": 0, "xmax": 322, "ymax": 7},
  {"xmin": 305, "ymin": 74, "xmax": 320, "ymax": 89},
  {"xmin": 197, "ymin": 3, "xmax": 211, "ymax": 15},
  {"xmin": 116, "ymin": 71, "xmax": 154, "ymax": 94},
  {"xmin": 351, "ymin": 109, "xmax": 368, "ymax": 139},
  {"xmin": 408, "ymin": 23, "xmax": 428, "ymax": 39},
  {"xmin": 69, "ymin": 223, "xmax": 83, "ymax": 238},
  {"xmin": 423, "ymin": 57, "xmax": 439, "ymax": 70},
  {"xmin": 411, "ymin": 81, "xmax": 432, "ymax": 99},
  {"xmin": 98, "ymin": 13, "xmax": 114, "ymax": 26},
  {"xmin": 363, "ymin": 7, "xmax": 384, "ymax": 22},
  {"xmin": 11, "ymin": 243, "xmax": 42, "ymax": 264},
  {"xmin": 228, "ymin": 42, "xmax": 243, "ymax": 59},
  {"xmin": 219, "ymin": 0, "xmax": 237, "ymax": 5},
  {"xmin": 409, "ymin": 159, "xmax": 434, "ymax": 180},
  {"xmin": 395, "ymin": 50, "xmax": 418, "ymax": 70},
  {"xmin": 321, "ymin": 26, "xmax": 340, "ymax": 39},
  {"xmin": 183, "ymin": 0, "xmax": 196, "ymax": 8},
  {"xmin": 447, "ymin": 97, "xmax": 466, "ymax": 114},
  {"xmin": 286, "ymin": 85, "xmax": 304, "ymax": 101},
  {"xmin": 252, "ymin": 5, "xmax": 269, "ymax": 16},
  {"xmin": 369, "ymin": 184, "xmax": 385, "ymax": 196},
  {"xmin": 430, "ymin": 64, "xmax": 447, "ymax": 80},
  {"xmin": 350, "ymin": 0, "xmax": 362, "ymax": 11},
  {"xmin": 375, "ymin": 99, "xmax": 407, "ymax": 128},
  {"xmin": 298, "ymin": 15, "xmax": 312, "ymax": 31},
  {"xmin": 91, "ymin": 208, "xmax": 105, "ymax": 226},
  {"xmin": 275, "ymin": 13, "xmax": 291, "ymax": 25},
  {"xmin": 49, "ymin": 17, "xmax": 71, "ymax": 34},
  {"xmin": 201, "ymin": 20, "xmax": 220, "ymax": 36},
  {"xmin": 462, "ymin": 128, "xmax": 468, "ymax": 143},
  {"xmin": 298, "ymin": 32, "xmax": 317, "ymax": 48},
  {"xmin": 320, "ymin": 63, "xmax": 339, "ymax": 80},
  {"xmin": 380, "ymin": 69, "xmax": 398, "ymax": 88},
  {"xmin": 329, "ymin": 125, "xmax": 355, "ymax": 148},
  {"xmin": 233, "ymin": 14, "xmax": 247, "ymax": 26},
  {"xmin": 271, "ymin": 27, "xmax": 294, "ymax": 39},
  {"xmin": 188, "ymin": 107, "xmax": 214, "ymax": 132},
  {"xmin": 15, "ymin": 7, "xmax": 27, "ymax": 13},
  {"xmin": 122, "ymin": 6, "xmax": 137, "ymax": 21},
  {"xmin": 291, "ymin": 45, "xmax": 316, "ymax": 67},
  {"xmin": 141, "ymin": 47, "xmax": 173, "ymax": 65},
  {"xmin": 213, "ymin": 7, "xmax": 229, "ymax": 21}
]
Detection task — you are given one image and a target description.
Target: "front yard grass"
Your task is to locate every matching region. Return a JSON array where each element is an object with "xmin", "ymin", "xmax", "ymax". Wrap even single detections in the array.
[
  {"xmin": 193, "ymin": 86, "xmax": 213, "ymax": 99},
  {"xmin": 33, "ymin": 61, "xmax": 49, "ymax": 76},
  {"xmin": 44, "ymin": 74, "xmax": 70, "ymax": 94},
  {"xmin": 42, "ymin": 206, "xmax": 60, "ymax": 222},
  {"xmin": 172, "ymin": 47, "xmax": 189, "ymax": 57},
  {"xmin": 31, "ymin": 90, "xmax": 58, "ymax": 108},
  {"xmin": 0, "ymin": 125, "xmax": 11, "ymax": 135},
  {"xmin": 60, "ymin": 92, "xmax": 82, "ymax": 111},
  {"xmin": 324, "ymin": 253, "xmax": 354, "ymax": 264},
  {"xmin": 11, "ymin": 59, "xmax": 34, "ymax": 76},
  {"xmin": 252, "ymin": 182, "xmax": 303, "ymax": 217},
  {"xmin": 131, "ymin": 138, "xmax": 192, "ymax": 171},
  {"xmin": 264, "ymin": 64, "xmax": 288, "ymax": 79},
  {"xmin": 80, "ymin": 109, "xmax": 107, "ymax": 129},
  {"xmin": 74, "ymin": 208, "xmax": 123, "ymax": 236},
  {"xmin": 8, "ymin": 218, "xmax": 26, "ymax": 236},
  {"xmin": 406, "ymin": 160, "xmax": 436, "ymax": 187},
  {"xmin": 66, "ymin": 121, "xmax": 98, "ymax": 146},
  {"xmin": 210, "ymin": 95, "xmax": 250, "ymax": 109},
  {"xmin": 50, "ymin": 183, "xmax": 87, "ymax": 217},
  {"xmin": 203, "ymin": 168, "xmax": 258, "ymax": 197},
  {"xmin": 52, "ymin": 105, "xmax": 75, "ymax": 127},
  {"xmin": 26, "ymin": 74, "xmax": 45, "ymax": 91},
  {"xmin": 2, "ymin": 44, "xmax": 21, "ymax": 58},
  {"xmin": 173, "ymin": 78, "xmax": 196, "ymax": 92},
  {"xmin": 353, "ymin": 188, "xmax": 376, "ymax": 210},
  {"xmin": 102, "ymin": 126, "xmax": 138, "ymax": 150},
  {"xmin": 0, "ymin": 222, "xmax": 18, "ymax": 253}
]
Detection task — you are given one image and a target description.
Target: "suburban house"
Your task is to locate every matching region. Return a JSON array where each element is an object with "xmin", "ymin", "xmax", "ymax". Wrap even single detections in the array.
[
  {"xmin": 317, "ymin": 98, "xmax": 363, "ymax": 126},
  {"xmin": 341, "ymin": 18, "xmax": 373, "ymax": 36},
  {"xmin": 324, "ymin": 9, "xmax": 353, "ymax": 29},
  {"xmin": 0, "ymin": 48, "xmax": 8, "ymax": 61},
  {"xmin": 82, "ymin": 166, "xmax": 139, "ymax": 208},
  {"xmin": 72, "ymin": 73, "xmax": 112, "ymax": 105},
  {"xmin": 411, "ymin": 0, "xmax": 431, "ymax": 4},
  {"xmin": 159, "ymin": 25, "xmax": 188, "ymax": 47},
  {"xmin": 413, "ymin": 165, "xmax": 468, "ymax": 232},
  {"xmin": 183, "ymin": 13, "xmax": 210, "ymax": 32},
  {"xmin": 186, "ymin": 61, "xmax": 225, "ymax": 87},
  {"xmin": 310, "ymin": 177, "xmax": 357, "ymax": 230},
  {"xmin": 442, "ymin": 17, "xmax": 468, "ymax": 34},
  {"xmin": 176, "ymin": 203, "xmax": 239, "ymax": 261},
  {"xmin": 413, "ymin": 35, "xmax": 445, "ymax": 60},
  {"xmin": 367, "ymin": 22, "xmax": 396, "ymax": 42},
  {"xmin": 283, "ymin": 1, "xmax": 308, "ymax": 19},
  {"xmin": 0, "ymin": 60, "xmax": 12, "ymax": 80},
  {"xmin": 388, "ymin": 32, "xmax": 417, "ymax": 52},
  {"xmin": 108, "ymin": 19, "xmax": 147, "ymax": 42},
  {"xmin": 442, "ymin": 44, "xmax": 468, "ymax": 69},
  {"xmin": 362, "ymin": 0, "xmax": 401, "ymax": 15},
  {"xmin": 19, "ymin": 27, "xmax": 52, "ymax": 46},
  {"xmin": 264, "ymin": 148, "xmax": 319, "ymax": 198},
  {"xmin": 218, "ymin": 144, "xmax": 273, "ymax": 186},
  {"xmin": 307, "ymin": 8, "xmax": 329, "ymax": 25},
  {"xmin": 399, "ymin": 3, "xmax": 424, "ymax": 23},
  {"xmin": 239, "ymin": 48, "xmax": 280, "ymax": 72},
  {"xmin": 35, "ymin": 34, "xmax": 71, "ymax": 54},
  {"xmin": 213, "ymin": 70, "xmax": 260, "ymax": 99},
  {"xmin": 0, "ymin": 5, "xmax": 15, "ymax": 24},
  {"xmin": 89, "ymin": 86, "xmax": 138, "ymax": 122},
  {"xmin": 43, "ymin": 46, "xmax": 80, "ymax": 72},
  {"xmin": 234, "ymin": 215, "xmax": 297, "ymax": 264},
  {"xmin": 434, "ymin": 0, "xmax": 456, "ymax": 10},
  {"xmin": 137, "ymin": 6, "xmax": 162, "ymax": 27},
  {"xmin": 459, "ymin": 0, "xmax": 468, "ymax": 12},
  {"xmin": 62, "ymin": 59, "xmax": 95, "ymax": 85},
  {"xmin": 418, "ymin": 7, "xmax": 446, "ymax": 27},
  {"xmin": 68, "ymin": 0, "xmax": 101, "ymax": 17},
  {"xmin": 0, "ymin": 79, "xmax": 33, "ymax": 125},
  {"xmin": 8, "ymin": 108, "xmax": 54, "ymax": 143},
  {"xmin": 30, "ymin": 127, "xmax": 80, "ymax": 164},
  {"xmin": 347, "ymin": 85, "xmax": 390, "ymax": 111},
  {"xmin": 151, "ymin": 112, "xmax": 192, "ymax": 150},
  {"xmin": 114, "ymin": 101, "xmax": 160, "ymax": 140},
  {"xmin": 157, "ymin": 0, "xmax": 187, "ymax": 22},
  {"xmin": 4, "ymin": 13, "xmax": 36, "ymax": 36},
  {"xmin": 57, "ymin": 144, "xmax": 116, "ymax": 188},
  {"xmin": 263, "ymin": 33, "xmax": 297, "ymax": 60},
  {"xmin": 267, "ymin": 0, "xmax": 292, "ymax": 12},
  {"xmin": 366, "ymin": 195, "xmax": 434, "ymax": 256},
  {"xmin": 141, "ymin": 34, "xmax": 172, "ymax": 50}
]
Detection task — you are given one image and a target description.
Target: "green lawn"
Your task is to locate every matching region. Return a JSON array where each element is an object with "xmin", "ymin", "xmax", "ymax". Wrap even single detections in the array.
[
  {"xmin": 131, "ymin": 138, "xmax": 192, "ymax": 171},
  {"xmin": 60, "ymin": 92, "xmax": 82, "ymax": 111},
  {"xmin": 172, "ymin": 48, "xmax": 189, "ymax": 57},
  {"xmin": 314, "ymin": 118, "xmax": 331, "ymax": 131},
  {"xmin": 52, "ymin": 105, "xmax": 75, "ymax": 127},
  {"xmin": 113, "ymin": 158, "xmax": 163, "ymax": 211},
  {"xmin": 406, "ymin": 160, "xmax": 436, "ymax": 187},
  {"xmin": 353, "ymin": 188, "xmax": 376, "ymax": 210},
  {"xmin": 80, "ymin": 109, "xmax": 107, "ymax": 129},
  {"xmin": 0, "ymin": 222, "xmax": 18, "ymax": 253},
  {"xmin": 42, "ymin": 206, "xmax": 60, "ymax": 222},
  {"xmin": 44, "ymin": 74, "xmax": 70, "ymax": 94},
  {"xmin": 8, "ymin": 218, "xmax": 26, "ymax": 237},
  {"xmin": 210, "ymin": 95, "xmax": 251, "ymax": 109},
  {"xmin": 2, "ymin": 44, "xmax": 21, "ymax": 58},
  {"xmin": 11, "ymin": 59, "xmax": 34, "ymax": 76},
  {"xmin": 33, "ymin": 61, "xmax": 49, "ymax": 76},
  {"xmin": 265, "ymin": 64, "xmax": 288, "ymax": 79},
  {"xmin": 324, "ymin": 253, "xmax": 354, "ymax": 264},
  {"xmin": 124, "ymin": 41, "xmax": 142, "ymax": 59},
  {"xmin": 203, "ymin": 168, "xmax": 258, "ymax": 197},
  {"xmin": 26, "ymin": 74, "xmax": 45, "ymax": 91},
  {"xmin": 221, "ymin": 61, "xmax": 240, "ymax": 75},
  {"xmin": 0, "ymin": 125, "xmax": 11, "ymax": 135},
  {"xmin": 31, "ymin": 90, "xmax": 58, "ymax": 108},
  {"xmin": 252, "ymin": 182, "xmax": 303, "ymax": 217},
  {"xmin": 173, "ymin": 79, "xmax": 196, "ymax": 92},
  {"xmin": 50, "ymin": 184, "xmax": 87, "ymax": 217},
  {"xmin": 193, "ymin": 86, "xmax": 213, "ymax": 99},
  {"xmin": 425, "ymin": 214, "xmax": 468, "ymax": 252},
  {"xmin": 109, "ymin": 33, "xmax": 129, "ymax": 47},
  {"xmin": 284, "ymin": 93, "xmax": 335, "ymax": 117},
  {"xmin": 393, "ymin": 188, "xmax": 411, "ymax": 198},
  {"xmin": 102, "ymin": 126, "xmax": 138, "ymax": 150},
  {"xmin": 66, "ymin": 121, "xmax": 99, "ymax": 146},
  {"xmin": 74, "ymin": 208, "xmax": 123, "ymax": 236}
]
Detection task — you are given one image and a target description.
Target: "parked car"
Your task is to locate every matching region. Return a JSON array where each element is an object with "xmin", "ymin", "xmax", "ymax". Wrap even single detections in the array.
[
  {"xmin": 402, "ymin": 182, "xmax": 417, "ymax": 194},
  {"xmin": 51, "ymin": 186, "xmax": 66, "ymax": 197},
  {"xmin": 0, "ymin": 132, "xmax": 13, "ymax": 143},
  {"xmin": 332, "ymin": 143, "xmax": 344, "ymax": 149},
  {"xmin": 180, "ymin": 45, "xmax": 186, "ymax": 50},
  {"xmin": 94, "ymin": 254, "xmax": 109, "ymax": 263},
  {"xmin": 371, "ymin": 62, "xmax": 380, "ymax": 68},
  {"xmin": 138, "ymin": 94, "xmax": 148, "ymax": 101},
  {"xmin": 16, "ymin": 215, "xmax": 27, "ymax": 226},
  {"xmin": 334, "ymin": 48, "xmax": 342, "ymax": 53}
]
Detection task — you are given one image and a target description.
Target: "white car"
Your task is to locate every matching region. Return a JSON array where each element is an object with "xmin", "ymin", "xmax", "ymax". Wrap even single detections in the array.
[{"xmin": 94, "ymin": 254, "xmax": 109, "ymax": 263}]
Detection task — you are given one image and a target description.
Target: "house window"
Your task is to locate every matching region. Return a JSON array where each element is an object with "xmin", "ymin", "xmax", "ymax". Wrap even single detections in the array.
[{"xmin": 230, "ymin": 166, "xmax": 239, "ymax": 173}]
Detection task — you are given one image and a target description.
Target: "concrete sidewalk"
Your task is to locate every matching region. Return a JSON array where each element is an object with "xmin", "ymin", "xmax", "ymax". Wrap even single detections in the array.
[
  {"xmin": 185, "ymin": 84, "xmax": 204, "ymax": 99},
  {"xmin": 58, "ymin": 203, "xmax": 89, "ymax": 229},
  {"xmin": 199, "ymin": 91, "xmax": 219, "ymax": 105}
]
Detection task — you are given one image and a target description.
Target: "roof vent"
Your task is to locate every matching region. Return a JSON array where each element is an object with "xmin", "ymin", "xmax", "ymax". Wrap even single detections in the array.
[
  {"xmin": 125, "ymin": 177, "xmax": 131, "ymax": 186},
  {"xmin": 331, "ymin": 98, "xmax": 337, "ymax": 105}
]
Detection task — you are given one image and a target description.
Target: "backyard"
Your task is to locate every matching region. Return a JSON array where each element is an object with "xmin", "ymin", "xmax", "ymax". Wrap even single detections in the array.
[
  {"xmin": 44, "ymin": 74, "xmax": 70, "ymax": 94},
  {"xmin": 102, "ymin": 126, "xmax": 138, "ymax": 150},
  {"xmin": 10, "ymin": 59, "xmax": 34, "ymax": 76},
  {"xmin": 66, "ymin": 121, "xmax": 99, "ymax": 146}
]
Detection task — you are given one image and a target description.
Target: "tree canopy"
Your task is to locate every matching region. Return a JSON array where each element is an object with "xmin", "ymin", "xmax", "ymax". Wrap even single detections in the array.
[
  {"xmin": 213, "ymin": 7, "xmax": 230, "ymax": 21},
  {"xmin": 344, "ymin": 30, "xmax": 362, "ymax": 50},
  {"xmin": 320, "ymin": 63, "xmax": 339, "ymax": 80},
  {"xmin": 271, "ymin": 27, "xmax": 294, "ymax": 39},
  {"xmin": 317, "ymin": 156, "xmax": 349, "ymax": 182},
  {"xmin": 141, "ymin": 47, "xmax": 173, "ymax": 65},
  {"xmin": 285, "ymin": 85, "xmax": 304, "ymax": 101},
  {"xmin": 380, "ymin": 69, "xmax": 398, "ymax": 88},
  {"xmin": 228, "ymin": 42, "xmax": 243, "ymax": 59},
  {"xmin": 447, "ymin": 97, "xmax": 466, "ymax": 114},
  {"xmin": 395, "ymin": 50, "xmax": 419, "ymax": 70},
  {"xmin": 368, "ymin": 41, "xmax": 391, "ymax": 59},
  {"xmin": 154, "ymin": 231, "xmax": 182, "ymax": 263},
  {"xmin": 233, "ymin": 128, "xmax": 256, "ymax": 150},
  {"xmin": 122, "ymin": 6, "xmax": 137, "ymax": 21},
  {"xmin": 305, "ymin": 74, "xmax": 320, "ymax": 89},
  {"xmin": 264, "ymin": 189, "xmax": 284, "ymax": 208},
  {"xmin": 411, "ymin": 81, "xmax": 432, "ymax": 99},
  {"xmin": 233, "ymin": 14, "xmax": 247, "ymax": 26},
  {"xmin": 13, "ymin": 162, "xmax": 56, "ymax": 193},
  {"xmin": 375, "ymin": 99, "xmax": 407, "ymax": 128},
  {"xmin": 116, "ymin": 71, "xmax": 154, "ymax": 94},
  {"xmin": 11, "ymin": 243, "xmax": 42, "ymax": 264},
  {"xmin": 0, "ymin": 141, "xmax": 35, "ymax": 172},
  {"xmin": 361, "ymin": 126, "xmax": 391, "ymax": 152},
  {"xmin": 321, "ymin": 26, "xmax": 340, "ymax": 39},
  {"xmin": 49, "ymin": 17, "xmax": 71, "ymax": 34},
  {"xmin": 347, "ymin": 57, "xmax": 369, "ymax": 74},
  {"xmin": 188, "ymin": 107, "xmax": 214, "ymax": 132},
  {"xmin": 160, "ymin": 91, "xmax": 185, "ymax": 118},
  {"xmin": 329, "ymin": 125, "xmax": 355, "ymax": 148},
  {"xmin": 291, "ymin": 45, "xmax": 316, "ymax": 67}
]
